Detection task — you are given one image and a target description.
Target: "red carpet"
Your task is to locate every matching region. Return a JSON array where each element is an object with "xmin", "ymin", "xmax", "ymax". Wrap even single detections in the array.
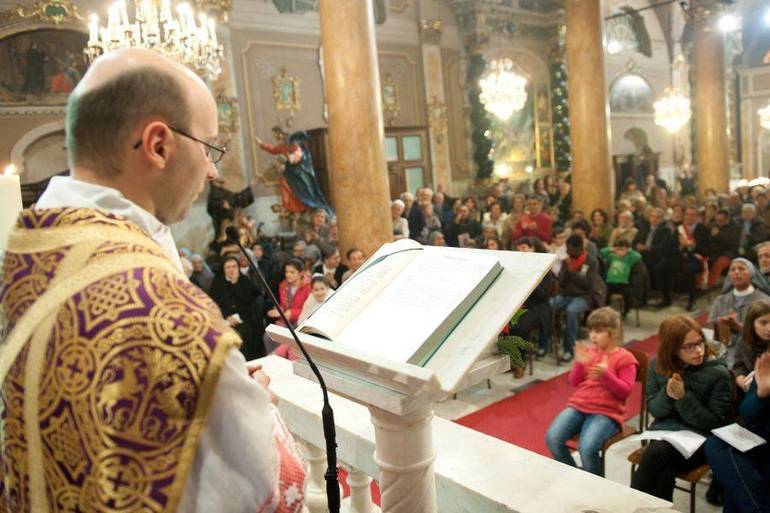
[{"xmin": 454, "ymin": 323, "xmax": 682, "ymax": 456}]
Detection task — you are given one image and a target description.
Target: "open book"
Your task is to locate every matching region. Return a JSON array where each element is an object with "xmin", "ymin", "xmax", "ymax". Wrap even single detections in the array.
[
  {"xmin": 711, "ymin": 423, "xmax": 767, "ymax": 453},
  {"xmin": 629, "ymin": 430, "xmax": 706, "ymax": 459},
  {"xmin": 298, "ymin": 239, "xmax": 503, "ymax": 366}
]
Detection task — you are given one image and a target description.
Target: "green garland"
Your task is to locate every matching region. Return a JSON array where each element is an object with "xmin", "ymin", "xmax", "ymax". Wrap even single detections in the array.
[
  {"xmin": 467, "ymin": 54, "xmax": 495, "ymax": 180},
  {"xmin": 549, "ymin": 61, "xmax": 572, "ymax": 172}
]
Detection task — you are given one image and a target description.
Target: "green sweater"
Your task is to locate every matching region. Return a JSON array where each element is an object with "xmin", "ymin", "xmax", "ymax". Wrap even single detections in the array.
[
  {"xmin": 646, "ymin": 356, "xmax": 732, "ymax": 435},
  {"xmin": 600, "ymin": 247, "xmax": 642, "ymax": 285}
]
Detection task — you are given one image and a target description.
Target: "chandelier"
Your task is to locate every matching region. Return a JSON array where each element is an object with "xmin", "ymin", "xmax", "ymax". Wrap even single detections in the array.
[
  {"xmin": 653, "ymin": 88, "xmax": 691, "ymax": 133},
  {"xmin": 85, "ymin": 0, "xmax": 224, "ymax": 80},
  {"xmin": 760, "ymin": 103, "xmax": 770, "ymax": 130},
  {"xmin": 479, "ymin": 58, "xmax": 528, "ymax": 120}
]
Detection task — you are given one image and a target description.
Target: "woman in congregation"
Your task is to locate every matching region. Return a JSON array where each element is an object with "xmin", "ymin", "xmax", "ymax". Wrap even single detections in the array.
[
  {"xmin": 708, "ymin": 258, "xmax": 770, "ymax": 364},
  {"xmin": 545, "ymin": 307, "xmax": 639, "ymax": 476},
  {"xmin": 630, "ymin": 316, "xmax": 732, "ymax": 501},
  {"xmin": 704, "ymin": 351, "xmax": 770, "ymax": 513},
  {"xmin": 589, "ymin": 208, "xmax": 613, "ymax": 249},
  {"xmin": 265, "ymin": 257, "xmax": 311, "ymax": 355},
  {"xmin": 733, "ymin": 299, "xmax": 770, "ymax": 394},
  {"xmin": 209, "ymin": 255, "xmax": 265, "ymax": 360}
]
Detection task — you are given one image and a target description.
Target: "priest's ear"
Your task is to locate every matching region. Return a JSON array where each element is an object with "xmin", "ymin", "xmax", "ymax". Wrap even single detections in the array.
[{"xmin": 135, "ymin": 121, "xmax": 175, "ymax": 169}]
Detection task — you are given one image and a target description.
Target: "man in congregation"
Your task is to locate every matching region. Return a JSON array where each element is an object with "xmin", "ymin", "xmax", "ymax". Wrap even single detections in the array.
[
  {"xmin": 0, "ymin": 49, "xmax": 306, "ymax": 512},
  {"xmin": 757, "ymin": 241, "xmax": 770, "ymax": 283}
]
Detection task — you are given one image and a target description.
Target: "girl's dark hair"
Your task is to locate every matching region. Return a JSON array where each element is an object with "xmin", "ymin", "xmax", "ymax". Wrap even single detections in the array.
[
  {"xmin": 590, "ymin": 208, "xmax": 608, "ymax": 225},
  {"xmin": 514, "ymin": 236, "xmax": 546, "ymax": 253},
  {"xmin": 346, "ymin": 247, "xmax": 363, "ymax": 260},
  {"xmin": 284, "ymin": 257, "xmax": 304, "ymax": 273},
  {"xmin": 310, "ymin": 273, "xmax": 329, "ymax": 287},
  {"xmin": 743, "ymin": 299, "xmax": 770, "ymax": 351}
]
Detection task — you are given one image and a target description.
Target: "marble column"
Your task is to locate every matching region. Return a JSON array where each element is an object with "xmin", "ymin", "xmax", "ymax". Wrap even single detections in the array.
[
  {"xmin": 370, "ymin": 406, "xmax": 437, "ymax": 513},
  {"xmin": 565, "ymin": 0, "xmax": 613, "ymax": 214},
  {"xmin": 691, "ymin": 2, "xmax": 730, "ymax": 195},
  {"xmin": 319, "ymin": 0, "xmax": 392, "ymax": 257},
  {"xmin": 419, "ymin": 20, "xmax": 453, "ymax": 194}
]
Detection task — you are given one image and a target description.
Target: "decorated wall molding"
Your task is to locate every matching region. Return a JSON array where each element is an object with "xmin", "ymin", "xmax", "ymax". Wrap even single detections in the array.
[{"xmin": 0, "ymin": 0, "xmax": 84, "ymax": 27}]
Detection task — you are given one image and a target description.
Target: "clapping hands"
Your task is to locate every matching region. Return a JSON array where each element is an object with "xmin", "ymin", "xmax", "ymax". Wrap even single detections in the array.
[
  {"xmin": 666, "ymin": 373, "xmax": 686, "ymax": 400},
  {"xmin": 587, "ymin": 356, "xmax": 609, "ymax": 380},
  {"xmin": 575, "ymin": 340, "xmax": 591, "ymax": 364},
  {"xmin": 755, "ymin": 352, "xmax": 770, "ymax": 398}
]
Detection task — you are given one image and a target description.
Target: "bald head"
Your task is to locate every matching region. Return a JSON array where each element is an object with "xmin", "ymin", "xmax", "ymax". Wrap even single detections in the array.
[
  {"xmin": 66, "ymin": 49, "xmax": 220, "ymax": 224},
  {"xmin": 67, "ymin": 48, "xmax": 215, "ymax": 176}
]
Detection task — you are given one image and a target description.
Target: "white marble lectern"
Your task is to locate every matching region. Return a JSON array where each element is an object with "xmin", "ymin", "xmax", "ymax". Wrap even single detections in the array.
[{"xmin": 266, "ymin": 248, "xmax": 555, "ymax": 513}]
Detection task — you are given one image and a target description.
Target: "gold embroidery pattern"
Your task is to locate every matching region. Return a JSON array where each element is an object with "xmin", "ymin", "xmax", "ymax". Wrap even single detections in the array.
[
  {"xmin": 1, "ymin": 208, "xmax": 238, "ymax": 513},
  {"xmin": 1, "ymin": 250, "xmax": 69, "ymax": 335}
]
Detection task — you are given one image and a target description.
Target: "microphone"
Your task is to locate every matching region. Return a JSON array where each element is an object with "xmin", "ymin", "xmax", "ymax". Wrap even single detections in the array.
[{"xmin": 225, "ymin": 225, "xmax": 340, "ymax": 513}]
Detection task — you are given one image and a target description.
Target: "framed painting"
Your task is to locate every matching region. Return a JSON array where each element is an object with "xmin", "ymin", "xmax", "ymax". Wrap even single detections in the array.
[
  {"xmin": 0, "ymin": 28, "xmax": 89, "ymax": 106},
  {"xmin": 609, "ymin": 73, "xmax": 655, "ymax": 114}
]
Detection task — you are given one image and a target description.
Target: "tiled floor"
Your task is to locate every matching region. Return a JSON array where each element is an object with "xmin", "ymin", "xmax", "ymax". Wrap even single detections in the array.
[{"xmin": 435, "ymin": 297, "xmax": 722, "ymax": 513}]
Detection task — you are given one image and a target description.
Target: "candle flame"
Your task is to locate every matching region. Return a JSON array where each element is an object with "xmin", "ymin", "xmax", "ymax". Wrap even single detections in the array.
[{"xmin": 4, "ymin": 164, "xmax": 17, "ymax": 176}]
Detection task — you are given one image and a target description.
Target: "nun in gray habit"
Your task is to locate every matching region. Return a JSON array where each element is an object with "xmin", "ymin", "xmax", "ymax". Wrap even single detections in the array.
[{"xmin": 708, "ymin": 257, "xmax": 770, "ymax": 365}]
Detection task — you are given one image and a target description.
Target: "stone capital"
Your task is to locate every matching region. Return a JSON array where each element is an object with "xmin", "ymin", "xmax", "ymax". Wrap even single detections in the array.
[
  {"xmin": 687, "ymin": 0, "xmax": 725, "ymax": 32},
  {"xmin": 196, "ymin": 0, "xmax": 232, "ymax": 23},
  {"xmin": 419, "ymin": 19, "xmax": 443, "ymax": 45}
]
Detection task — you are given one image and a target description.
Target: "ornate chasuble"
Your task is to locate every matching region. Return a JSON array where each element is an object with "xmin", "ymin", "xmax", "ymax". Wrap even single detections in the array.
[{"xmin": 0, "ymin": 208, "xmax": 239, "ymax": 513}]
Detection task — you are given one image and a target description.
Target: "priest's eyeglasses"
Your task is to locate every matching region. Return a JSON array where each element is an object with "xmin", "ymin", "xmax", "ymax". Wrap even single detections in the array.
[{"xmin": 132, "ymin": 126, "xmax": 228, "ymax": 164}]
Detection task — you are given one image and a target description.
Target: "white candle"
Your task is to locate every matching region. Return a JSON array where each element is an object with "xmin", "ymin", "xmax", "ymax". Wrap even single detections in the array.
[
  {"xmin": 208, "ymin": 18, "xmax": 217, "ymax": 47},
  {"xmin": 89, "ymin": 14, "xmax": 99, "ymax": 44},
  {"xmin": 198, "ymin": 13, "xmax": 208, "ymax": 43},
  {"xmin": 176, "ymin": 4, "xmax": 187, "ymax": 31},
  {"xmin": 119, "ymin": 0, "xmax": 129, "ymax": 26},
  {"xmin": 160, "ymin": 0, "xmax": 171, "ymax": 22},
  {"xmin": 0, "ymin": 166, "xmax": 22, "ymax": 252}
]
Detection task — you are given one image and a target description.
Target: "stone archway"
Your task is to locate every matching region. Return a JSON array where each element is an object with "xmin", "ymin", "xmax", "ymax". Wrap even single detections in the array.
[{"xmin": 10, "ymin": 121, "xmax": 68, "ymax": 183}]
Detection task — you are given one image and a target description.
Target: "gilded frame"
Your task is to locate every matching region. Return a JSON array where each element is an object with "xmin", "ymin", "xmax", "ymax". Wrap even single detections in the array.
[
  {"xmin": 272, "ymin": 67, "xmax": 301, "ymax": 117},
  {"xmin": 381, "ymin": 73, "xmax": 401, "ymax": 126}
]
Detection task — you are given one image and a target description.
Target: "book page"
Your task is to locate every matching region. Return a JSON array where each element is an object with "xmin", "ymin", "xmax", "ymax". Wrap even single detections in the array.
[
  {"xmin": 712, "ymin": 423, "xmax": 767, "ymax": 453},
  {"xmin": 298, "ymin": 239, "xmax": 422, "ymax": 340},
  {"xmin": 663, "ymin": 430, "xmax": 706, "ymax": 459},
  {"xmin": 629, "ymin": 430, "xmax": 706, "ymax": 459},
  {"xmin": 334, "ymin": 248, "xmax": 501, "ymax": 363}
]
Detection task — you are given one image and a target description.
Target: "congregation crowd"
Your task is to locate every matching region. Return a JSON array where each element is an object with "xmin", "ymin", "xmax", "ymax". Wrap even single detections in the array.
[{"xmin": 179, "ymin": 170, "xmax": 770, "ymax": 513}]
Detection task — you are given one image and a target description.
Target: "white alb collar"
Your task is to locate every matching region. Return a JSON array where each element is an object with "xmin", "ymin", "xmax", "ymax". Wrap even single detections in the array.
[{"xmin": 36, "ymin": 176, "xmax": 184, "ymax": 273}]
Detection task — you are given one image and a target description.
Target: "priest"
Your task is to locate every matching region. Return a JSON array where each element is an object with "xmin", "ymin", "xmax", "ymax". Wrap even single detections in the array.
[{"xmin": 0, "ymin": 48, "xmax": 306, "ymax": 513}]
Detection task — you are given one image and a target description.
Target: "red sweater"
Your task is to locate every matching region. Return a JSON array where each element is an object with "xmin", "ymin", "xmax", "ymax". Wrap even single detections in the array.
[
  {"xmin": 567, "ymin": 346, "xmax": 638, "ymax": 427},
  {"xmin": 511, "ymin": 213, "xmax": 553, "ymax": 243},
  {"xmin": 278, "ymin": 280, "xmax": 311, "ymax": 326}
]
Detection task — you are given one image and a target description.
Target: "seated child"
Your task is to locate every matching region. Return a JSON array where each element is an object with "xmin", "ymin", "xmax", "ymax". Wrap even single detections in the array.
[{"xmin": 545, "ymin": 307, "xmax": 639, "ymax": 476}]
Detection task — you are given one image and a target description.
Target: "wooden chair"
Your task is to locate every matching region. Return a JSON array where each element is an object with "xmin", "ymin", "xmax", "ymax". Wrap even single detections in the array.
[
  {"xmin": 628, "ymin": 371, "xmax": 738, "ymax": 513},
  {"xmin": 608, "ymin": 292, "xmax": 641, "ymax": 328},
  {"xmin": 567, "ymin": 347, "xmax": 649, "ymax": 477},
  {"xmin": 628, "ymin": 448, "xmax": 709, "ymax": 513},
  {"xmin": 716, "ymin": 319, "xmax": 732, "ymax": 348}
]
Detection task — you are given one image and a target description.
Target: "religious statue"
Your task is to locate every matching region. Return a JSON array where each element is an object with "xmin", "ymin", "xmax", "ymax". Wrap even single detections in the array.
[
  {"xmin": 206, "ymin": 179, "xmax": 256, "ymax": 253},
  {"xmin": 256, "ymin": 126, "xmax": 334, "ymax": 219}
]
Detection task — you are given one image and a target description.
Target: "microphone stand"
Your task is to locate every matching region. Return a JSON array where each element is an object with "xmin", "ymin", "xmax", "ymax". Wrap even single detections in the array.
[{"xmin": 226, "ymin": 227, "xmax": 340, "ymax": 513}]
